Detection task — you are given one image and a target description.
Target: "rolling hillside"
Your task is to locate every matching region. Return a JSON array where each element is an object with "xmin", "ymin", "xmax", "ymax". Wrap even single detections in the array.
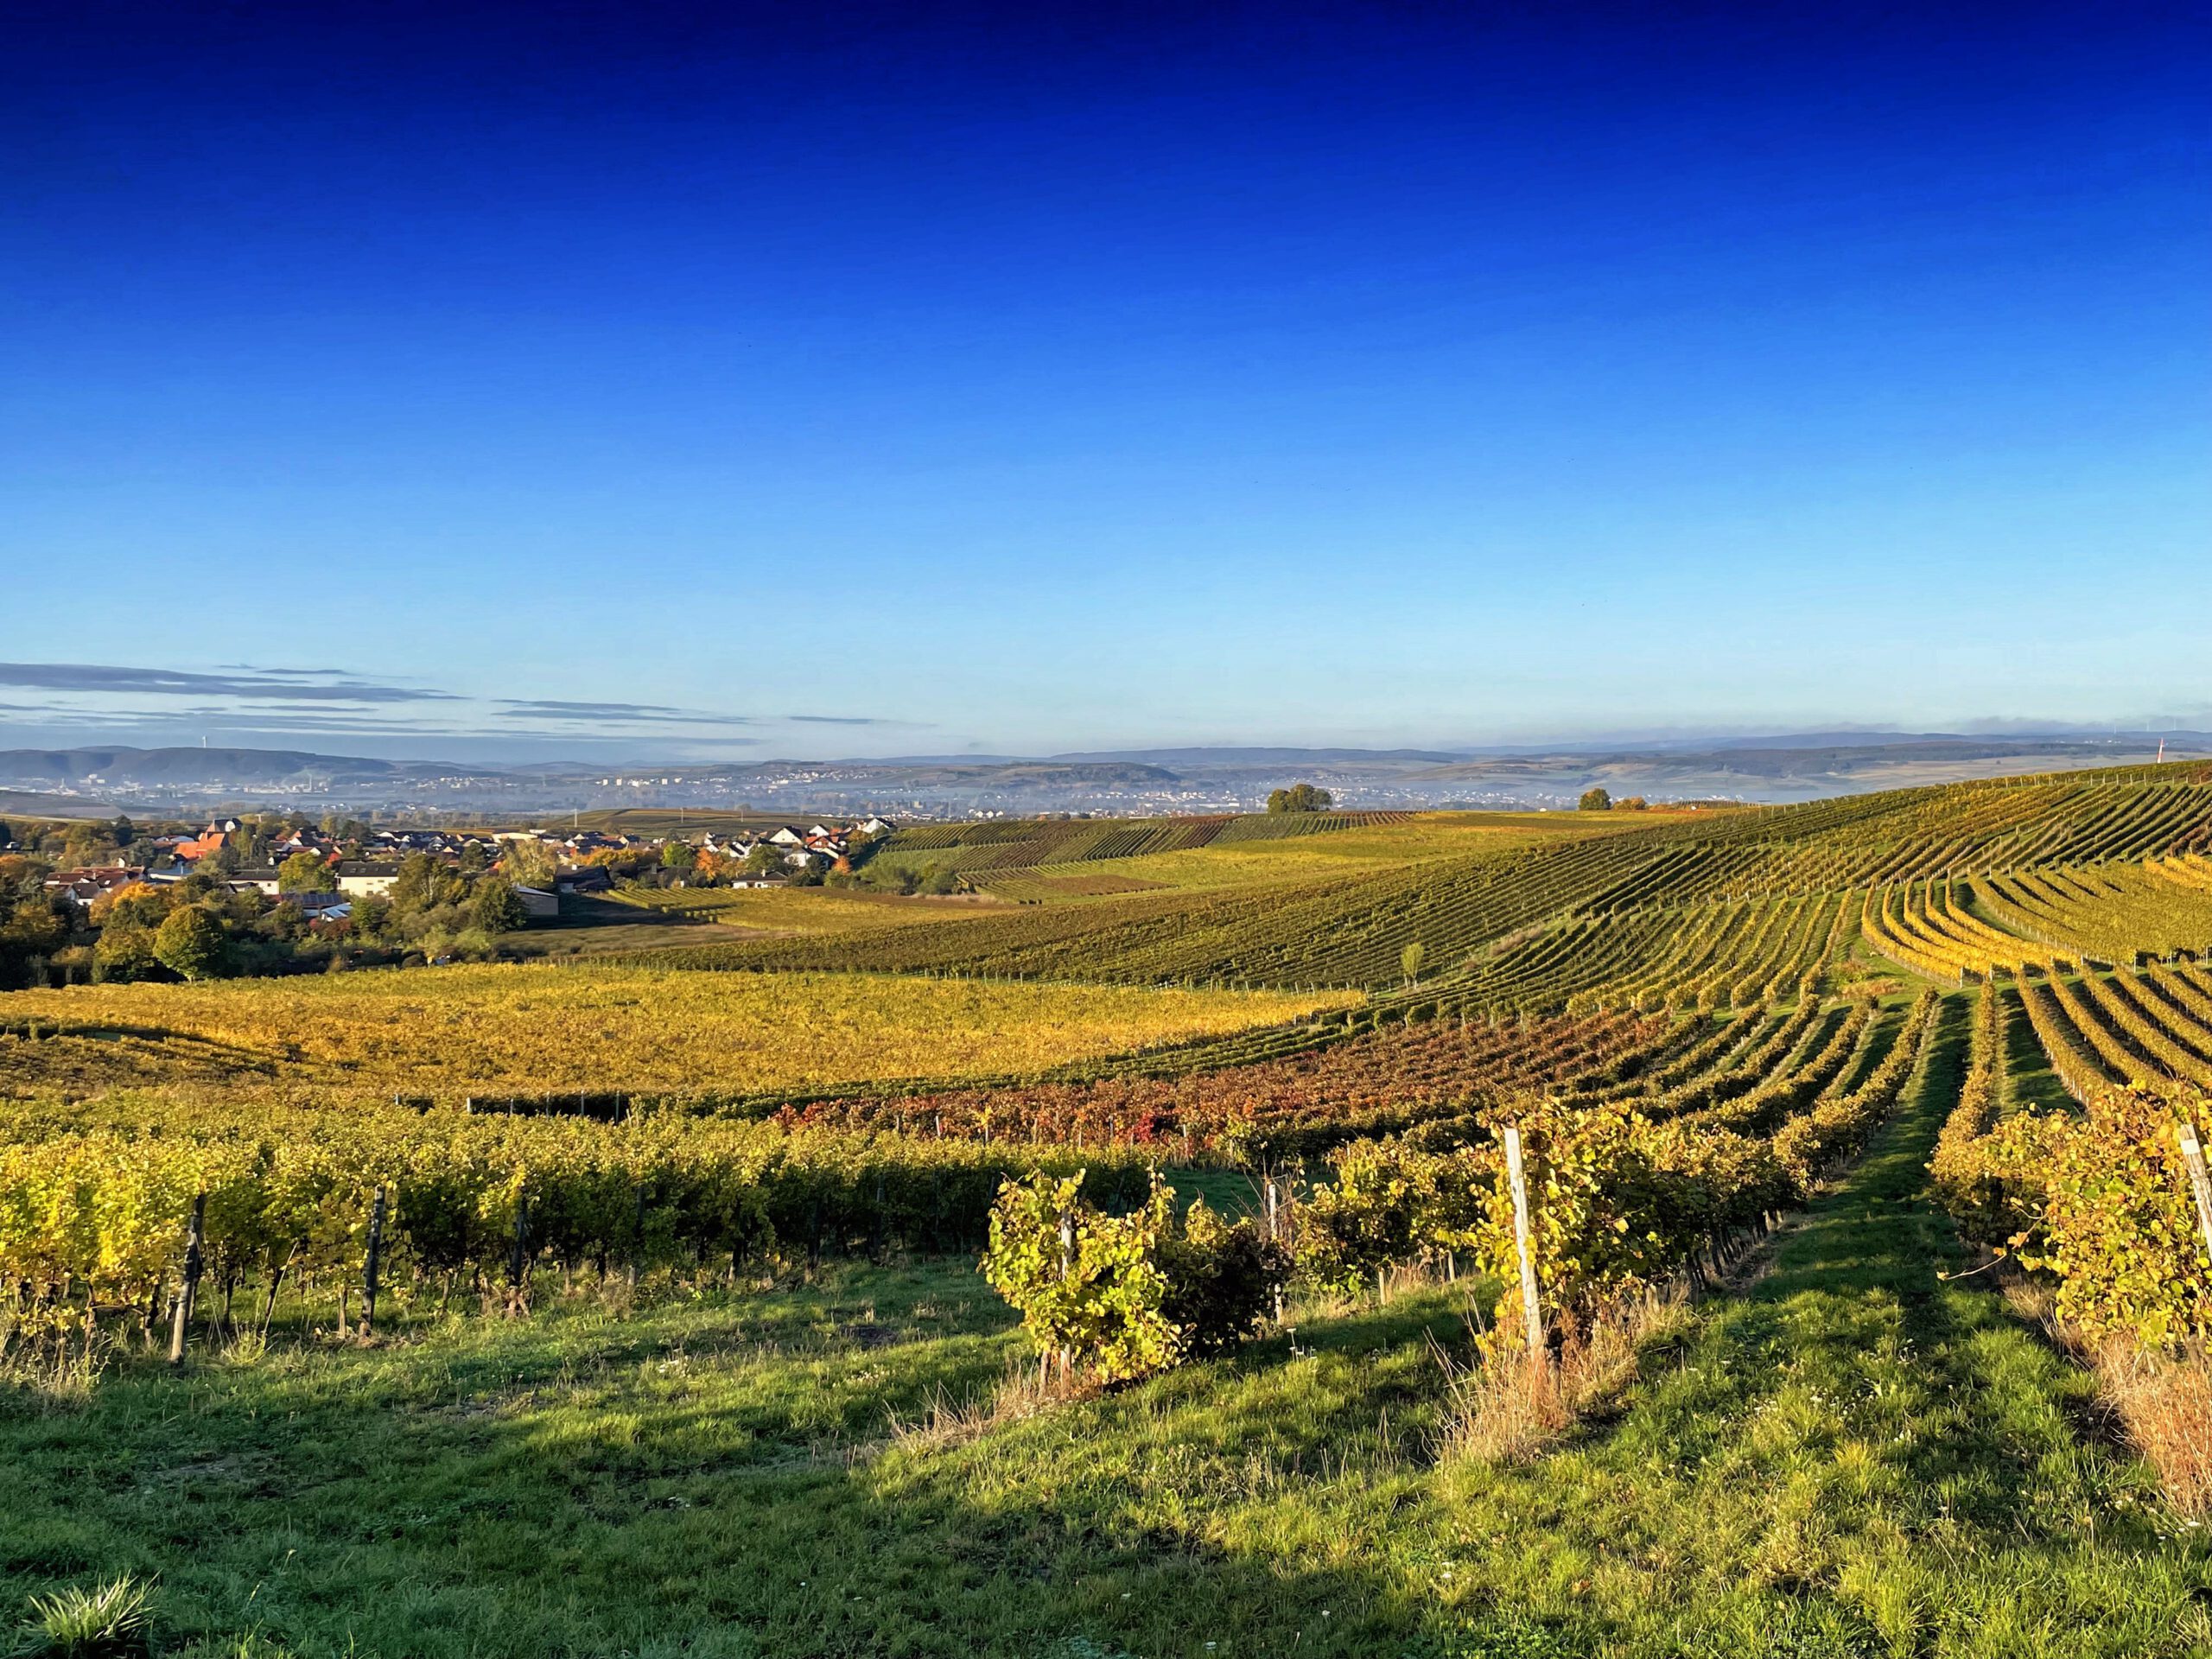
[{"xmin": 613, "ymin": 762, "xmax": 2212, "ymax": 996}]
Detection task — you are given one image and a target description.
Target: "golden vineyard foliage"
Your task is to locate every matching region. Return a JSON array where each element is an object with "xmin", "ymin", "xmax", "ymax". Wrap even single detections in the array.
[
  {"xmin": 1294, "ymin": 993, "xmax": 1944, "ymax": 1327},
  {"xmin": 0, "ymin": 1095, "xmax": 1163, "ymax": 1350},
  {"xmin": 0, "ymin": 965, "xmax": 1352, "ymax": 1097},
  {"xmin": 1933, "ymin": 981, "xmax": 2212, "ymax": 1346}
]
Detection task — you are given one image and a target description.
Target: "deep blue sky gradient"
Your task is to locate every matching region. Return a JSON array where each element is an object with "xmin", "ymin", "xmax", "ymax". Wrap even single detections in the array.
[{"xmin": 5, "ymin": 3, "xmax": 2207, "ymax": 760}]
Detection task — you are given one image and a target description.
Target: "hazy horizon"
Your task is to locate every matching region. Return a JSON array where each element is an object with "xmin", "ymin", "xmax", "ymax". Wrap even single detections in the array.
[{"xmin": 3, "ymin": 707, "xmax": 2210, "ymax": 772}]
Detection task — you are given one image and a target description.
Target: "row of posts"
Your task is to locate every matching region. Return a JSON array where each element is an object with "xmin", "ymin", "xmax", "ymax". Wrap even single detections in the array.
[{"xmin": 164, "ymin": 1179, "xmax": 505, "ymax": 1363}]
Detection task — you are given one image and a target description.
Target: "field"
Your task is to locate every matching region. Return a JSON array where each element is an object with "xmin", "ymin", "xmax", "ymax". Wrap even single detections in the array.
[
  {"xmin": 0, "ymin": 967, "xmax": 1352, "ymax": 1100},
  {"xmin": 608, "ymin": 886, "xmax": 1014, "ymax": 936},
  {"xmin": 4, "ymin": 769, "xmax": 2211, "ymax": 1657}
]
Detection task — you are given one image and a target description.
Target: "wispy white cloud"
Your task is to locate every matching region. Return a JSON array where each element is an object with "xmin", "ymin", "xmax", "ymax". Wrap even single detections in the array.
[{"xmin": 0, "ymin": 662, "xmax": 458, "ymax": 703}]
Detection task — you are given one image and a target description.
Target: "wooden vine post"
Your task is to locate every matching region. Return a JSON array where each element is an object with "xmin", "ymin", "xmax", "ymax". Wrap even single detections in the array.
[
  {"xmin": 1264, "ymin": 1178, "xmax": 1286, "ymax": 1323},
  {"xmin": 1056, "ymin": 1209, "xmax": 1077, "ymax": 1386},
  {"xmin": 627, "ymin": 1185, "xmax": 648, "ymax": 1290},
  {"xmin": 1502, "ymin": 1127, "xmax": 1547, "ymax": 1376},
  {"xmin": 2177, "ymin": 1121, "xmax": 2212, "ymax": 1270},
  {"xmin": 169, "ymin": 1191, "xmax": 207, "ymax": 1366},
  {"xmin": 506, "ymin": 1192, "xmax": 531, "ymax": 1317},
  {"xmin": 360, "ymin": 1184, "xmax": 388, "ymax": 1339}
]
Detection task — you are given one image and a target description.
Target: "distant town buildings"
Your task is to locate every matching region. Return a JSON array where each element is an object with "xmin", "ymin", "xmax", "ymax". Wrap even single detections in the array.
[{"xmin": 31, "ymin": 814, "xmax": 897, "ymax": 915}]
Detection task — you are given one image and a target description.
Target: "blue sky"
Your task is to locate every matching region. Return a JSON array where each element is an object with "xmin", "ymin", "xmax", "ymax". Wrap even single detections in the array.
[{"xmin": 3, "ymin": 2, "xmax": 2207, "ymax": 761}]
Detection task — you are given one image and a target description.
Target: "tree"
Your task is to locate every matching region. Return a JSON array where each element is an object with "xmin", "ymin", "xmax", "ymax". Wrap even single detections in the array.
[
  {"xmin": 154, "ymin": 906, "xmax": 231, "ymax": 981},
  {"xmin": 1266, "ymin": 784, "xmax": 1333, "ymax": 814},
  {"xmin": 741, "ymin": 842, "xmax": 784, "ymax": 877},
  {"xmin": 1579, "ymin": 787, "xmax": 1613, "ymax": 812},
  {"xmin": 350, "ymin": 893, "xmax": 396, "ymax": 944},
  {"xmin": 659, "ymin": 840, "xmax": 698, "ymax": 876},
  {"xmin": 1401, "ymin": 940, "xmax": 1426, "ymax": 987},
  {"xmin": 1617, "ymin": 796, "xmax": 1649, "ymax": 811},
  {"xmin": 469, "ymin": 875, "xmax": 530, "ymax": 934},
  {"xmin": 500, "ymin": 837, "xmax": 560, "ymax": 892},
  {"xmin": 277, "ymin": 851, "xmax": 337, "ymax": 893},
  {"xmin": 0, "ymin": 883, "xmax": 69, "ymax": 990},
  {"xmin": 92, "ymin": 921, "xmax": 161, "ymax": 982},
  {"xmin": 391, "ymin": 852, "xmax": 436, "ymax": 912},
  {"xmin": 60, "ymin": 823, "xmax": 113, "ymax": 867}
]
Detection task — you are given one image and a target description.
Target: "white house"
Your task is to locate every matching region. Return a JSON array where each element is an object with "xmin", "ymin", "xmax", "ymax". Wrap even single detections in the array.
[{"xmin": 335, "ymin": 863, "xmax": 401, "ymax": 898}]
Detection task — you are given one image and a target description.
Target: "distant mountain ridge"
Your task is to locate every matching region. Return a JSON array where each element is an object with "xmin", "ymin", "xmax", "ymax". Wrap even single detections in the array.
[{"xmin": 0, "ymin": 746, "xmax": 450, "ymax": 785}]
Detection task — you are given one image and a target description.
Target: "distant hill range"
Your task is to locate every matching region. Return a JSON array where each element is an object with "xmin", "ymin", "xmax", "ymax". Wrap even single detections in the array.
[
  {"xmin": 1, "ymin": 732, "xmax": 2205, "ymax": 815},
  {"xmin": 0, "ymin": 746, "xmax": 449, "ymax": 787}
]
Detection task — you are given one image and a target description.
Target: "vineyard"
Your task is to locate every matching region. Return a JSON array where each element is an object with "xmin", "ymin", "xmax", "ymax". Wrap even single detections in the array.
[
  {"xmin": 594, "ymin": 764, "xmax": 2212, "ymax": 997},
  {"xmin": 0, "ymin": 966, "xmax": 1351, "ymax": 1100},
  {"xmin": 3, "ymin": 767, "xmax": 2211, "ymax": 1656},
  {"xmin": 606, "ymin": 884, "xmax": 1017, "ymax": 931},
  {"xmin": 868, "ymin": 808, "xmax": 1420, "ymax": 873}
]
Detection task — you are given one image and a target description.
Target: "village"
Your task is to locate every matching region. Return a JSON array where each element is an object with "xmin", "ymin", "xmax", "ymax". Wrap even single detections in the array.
[{"xmin": 22, "ymin": 813, "xmax": 898, "ymax": 926}]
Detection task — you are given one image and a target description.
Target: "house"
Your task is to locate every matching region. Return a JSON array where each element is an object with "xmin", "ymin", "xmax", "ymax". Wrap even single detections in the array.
[
  {"xmin": 41, "ymin": 867, "xmax": 141, "ymax": 907},
  {"xmin": 555, "ymin": 866, "xmax": 614, "ymax": 895},
  {"xmin": 171, "ymin": 830, "xmax": 230, "ymax": 862},
  {"xmin": 767, "ymin": 826, "xmax": 807, "ymax": 848},
  {"xmin": 856, "ymin": 817, "xmax": 894, "ymax": 836},
  {"xmin": 512, "ymin": 885, "xmax": 560, "ymax": 919},
  {"xmin": 226, "ymin": 867, "xmax": 285, "ymax": 895},
  {"xmin": 276, "ymin": 890, "xmax": 353, "ymax": 921},
  {"xmin": 333, "ymin": 861, "xmax": 402, "ymax": 897}
]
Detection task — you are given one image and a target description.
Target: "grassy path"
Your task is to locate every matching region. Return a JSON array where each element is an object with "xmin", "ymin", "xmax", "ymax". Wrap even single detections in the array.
[
  {"xmin": 3, "ymin": 995, "xmax": 2208, "ymax": 1656},
  {"xmin": 1389, "ymin": 989, "xmax": 2209, "ymax": 1656}
]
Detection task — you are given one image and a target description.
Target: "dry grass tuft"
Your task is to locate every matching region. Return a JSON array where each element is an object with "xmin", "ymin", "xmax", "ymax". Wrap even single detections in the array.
[
  {"xmin": 2093, "ymin": 1341, "xmax": 2212, "ymax": 1518},
  {"xmin": 1443, "ymin": 1288, "xmax": 1688, "ymax": 1463},
  {"xmin": 0, "ymin": 1311, "xmax": 109, "ymax": 1409},
  {"xmin": 2002, "ymin": 1271, "xmax": 2211, "ymax": 1518},
  {"xmin": 887, "ymin": 1357, "xmax": 1084, "ymax": 1453}
]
